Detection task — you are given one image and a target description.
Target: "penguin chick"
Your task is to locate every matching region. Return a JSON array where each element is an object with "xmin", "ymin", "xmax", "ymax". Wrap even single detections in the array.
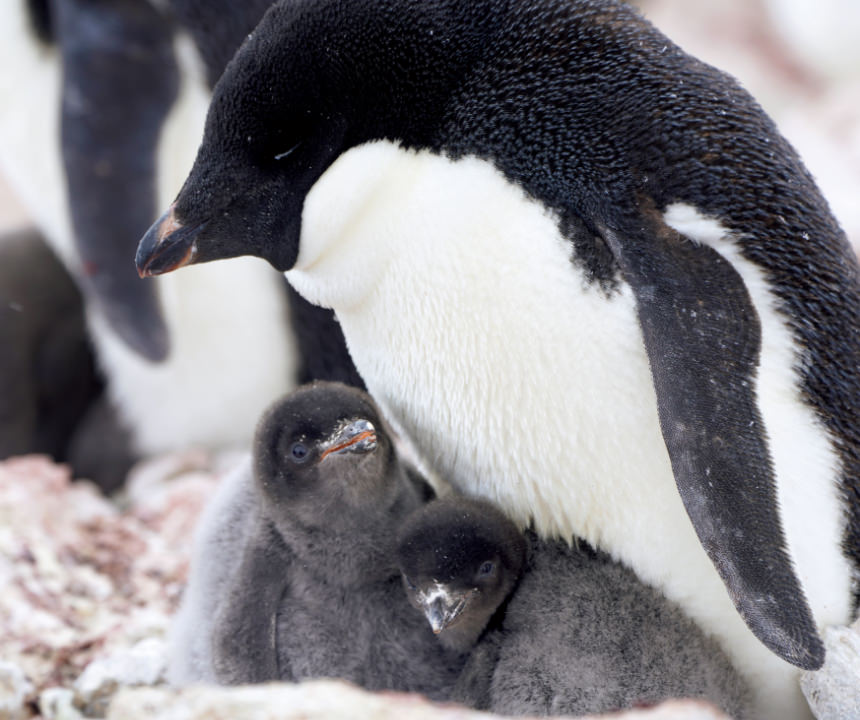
[
  {"xmin": 396, "ymin": 497, "xmax": 527, "ymax": 656},
  {"xmin": 397, "ymin": 497, "xmax": 752, "ymax": 719},
  {"xmin": 208, "ymin": 382, "xmax": 460, "ymax": 696}
]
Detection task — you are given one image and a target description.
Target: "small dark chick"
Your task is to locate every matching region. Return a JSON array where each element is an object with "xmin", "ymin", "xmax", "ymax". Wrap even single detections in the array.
[
  {"xmin": 206, "ymin": 381, "xmax": 462, "ymax": 697},
  {"xmin": 397, "ymin": 496, "xmax": 752, "ymax": 718}
]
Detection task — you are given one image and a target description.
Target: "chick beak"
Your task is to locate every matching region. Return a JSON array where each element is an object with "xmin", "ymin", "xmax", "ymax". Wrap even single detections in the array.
[
  {"xmin": 422, "ymin": 590, "xmax": 470, "ymax": 634},
  {"xmin": 319, "ymin": 419, "xmax": 377, "ymax": 461},
  {"xmin": 136, "ymin": 203, "xmax": 205, "ymax": 278}
]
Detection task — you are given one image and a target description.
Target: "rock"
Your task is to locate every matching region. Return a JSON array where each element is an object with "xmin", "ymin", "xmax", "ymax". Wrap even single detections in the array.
[
  {"xmin": 107, "ymin": 682, "xmax": 733, "ymax": 720},
  {"xmin": 38, "ymin": 687, "xmax": 83, "ymax": 720},
  {"xmin": 120, "ymin": 449, "xmax": 232, "ymax": 551},
  {"xmin": 73, "ymin": 638, "xmax": 167, "ymax": 717},
  {"xmin": 0, "ymin": 661, "xmax": 33, "ymax": 720},
  {"xmin": 800, "ymin": 618, "xmax": 860, "ymax": 720},
  {"xmin": 0, "ymin": 454, "xmax": 223, "ymax": 718}
]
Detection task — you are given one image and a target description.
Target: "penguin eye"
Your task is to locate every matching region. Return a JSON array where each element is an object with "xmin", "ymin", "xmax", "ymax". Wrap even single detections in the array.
[
  {"xmin": 477, "ymin": 561, "xmax": 495, "ymax": 578},
  {"xmin": 289, "ymin": 441, "xmax": 310, "ymax": 463}
]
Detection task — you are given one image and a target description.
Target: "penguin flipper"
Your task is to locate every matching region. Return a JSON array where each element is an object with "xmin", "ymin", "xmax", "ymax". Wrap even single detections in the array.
[
  {"xmin": 211, "ymin": 519, "xmax": 293, "ymax": 684},
  {"xmin": 57, "ymin": 0, "xmax": 179, "ymax": 361},
  {"xmin": 600, "ymin": 216, "xmax": 824, "ymax": 670}
]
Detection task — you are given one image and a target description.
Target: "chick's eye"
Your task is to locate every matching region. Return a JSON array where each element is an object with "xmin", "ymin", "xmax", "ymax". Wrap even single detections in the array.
[
  {"xmin": 289, "ymin": 441, "xmax": 309, "ymax": 463},
  {"xmin": 477, "ymin": 561, "xmax": 495, "ymax": 577}
]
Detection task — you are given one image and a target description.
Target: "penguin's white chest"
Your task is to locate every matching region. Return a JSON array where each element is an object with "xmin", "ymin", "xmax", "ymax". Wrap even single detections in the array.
[
  {"xmin": 290, "ymin": 142, "xmax": 683, "ymax": 544},
  {"xmin": 287, "ymin": 141, "xmax": 848, "ymax": 720}
]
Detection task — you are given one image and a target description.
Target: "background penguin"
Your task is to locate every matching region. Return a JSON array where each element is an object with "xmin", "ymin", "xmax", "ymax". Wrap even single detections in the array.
[
  {"xmin": 136, "ymin": 1, "xmax": 860, "ymax": 716},
  {"xmin": 0, "ymin": 228, "xmax": 134, "ymax": 488},
  {"xmin": 173, "ymin": 382, "xmax": 461, "ymax": 697},
  {"xmin": 0, "ymin": 0, "xmax": 359, "ymax": 487},
  {"xmin": 397, "ymin": 496, "xmax": 753, "ymax": 719}
]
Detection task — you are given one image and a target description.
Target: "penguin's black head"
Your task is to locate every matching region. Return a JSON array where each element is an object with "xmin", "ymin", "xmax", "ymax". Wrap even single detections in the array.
[
  {"xmin": 135, "ymin": 0, "xmax": 502, "ymax": 277},
  {"xmin": 396, "ymin": 497, "xmax": 526, "ymax": 653},
  {"xmin": 253, "ymin": 381, "xmax": 399, "ymax": 530}
]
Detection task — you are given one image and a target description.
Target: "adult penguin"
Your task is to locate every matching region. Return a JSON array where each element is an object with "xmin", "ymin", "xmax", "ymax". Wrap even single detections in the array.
[
  {"xmin": 0, "ymin": 0, "xmax": 359, "ymax": 484},
  {"xmin": 0, "ymin": 230, "xmax": 100, "ymax": 466},
  {"xmin": 136, "ymin": 1, "xmax": 860, "ymax": 716}
]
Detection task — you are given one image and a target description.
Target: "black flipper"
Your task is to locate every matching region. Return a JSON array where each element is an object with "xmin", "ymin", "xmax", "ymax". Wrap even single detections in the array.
[
  {"xmin": 599, "ymin": 213, "xmax": 824, "ymax": 670},
  {"xmin": 56, "ymin": 0, "xmax": 179, "ymax": 361}
]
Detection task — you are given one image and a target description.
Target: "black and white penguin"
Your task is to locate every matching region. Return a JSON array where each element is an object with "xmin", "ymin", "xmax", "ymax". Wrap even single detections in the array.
[
  {"xmin": 172, "ymin": 382, "xmax": 460, "ymax": 696},
  {"xmin": 0, "ymin": 229, "xmax": 101, "ymax": 467},
  {"xmin": 0, "ymin": 227, "xmax": 138, "ymax": 490},
  {"xmin": 135, "ymin": 1, "xmax": 860, "ymax": 715},
  {"xmin": 0, "ymin": 0, "xmax": 359, "ymax": 483},
  {"xmin": 397, "ymin": 496, "xmax": 752, "ymax": 719}
]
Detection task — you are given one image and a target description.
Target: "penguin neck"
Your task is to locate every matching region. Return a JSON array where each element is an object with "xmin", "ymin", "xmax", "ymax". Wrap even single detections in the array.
[
  {"xmin": 285, "ymin": 521, "xmax": 399, "ymax": 587},
  {"xmin": 437, "ymin": 589, "xmax": 514, "ymax": 655},
  {"xmin": 287, "ymin": 141, "xmax": 420, "ymax": 311},
  {"xmin": 277, "ymin": 466, "xmax": 427, "ymax": 587}
]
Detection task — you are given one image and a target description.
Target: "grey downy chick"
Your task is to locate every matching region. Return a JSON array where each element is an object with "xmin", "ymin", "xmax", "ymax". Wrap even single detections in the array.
[
  {"xmin": 167, "ymin": 452, "xmax": 260, "ymax": 685},
  {"xmin": 397, "ymin": 496, "xmax": 752, "ymax": 719},
  {"xmin": 210, "ymin": 381, "xmax": 463, "ymax": 696}
]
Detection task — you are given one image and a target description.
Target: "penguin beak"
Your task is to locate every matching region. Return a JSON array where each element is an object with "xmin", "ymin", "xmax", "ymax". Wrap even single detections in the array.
[
  {"xmin": 420, "ymin": 586, "xmax": 472, "ymax": 634},
  {"xmin": 319, "ymin": 419, "xmax": 378, "ymax": 461},
  {"xmin": 136, "ymin": 204, "xmax": 206, "ymax": 278}
]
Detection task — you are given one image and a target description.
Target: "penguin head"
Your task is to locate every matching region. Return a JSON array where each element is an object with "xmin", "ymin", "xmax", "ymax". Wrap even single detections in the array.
[
  {"xmin": 253, "ymin": 381, "xmax": 399, "ymax": 531},
  {"xmin": 396, "ymin": 497, "xmax": 526, "ymax": 653},
  {"xmin": 135, "ymin": 0, "xmax": 501, "ymax": 277}
]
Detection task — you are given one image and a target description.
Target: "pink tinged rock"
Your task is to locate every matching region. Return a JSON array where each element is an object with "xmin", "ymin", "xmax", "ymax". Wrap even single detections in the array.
[
  {"xmin": 38, "ymin": 687, "xmax": 83, "ymax": 720},
  {"xmin": 73, "ymin": 638, "xmax": 167, "ymax": 717},
  {"xmin": 107, "ymin": 682, "xmax": 734, "ymax": 720},
  {"xmin": 0, "ymin": 661, "xmax": 33, "ymax": 720},
  {"xmin": 0, "ymin": 454, "xmax": 219, "ymax": 708}
]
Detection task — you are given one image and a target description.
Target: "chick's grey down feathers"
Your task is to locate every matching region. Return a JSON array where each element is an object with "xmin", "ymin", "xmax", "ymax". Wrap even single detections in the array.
[
  {"xmin": 167, "ymin": 454, "xmax": 260, "ymax": 684},
  {"xmin": 175, "ymin": 382, "xmax": 461, "ymax": 695},
  {"xmin": 397, "ymin": 497, "xmax": 752, "ymax": 718}
]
